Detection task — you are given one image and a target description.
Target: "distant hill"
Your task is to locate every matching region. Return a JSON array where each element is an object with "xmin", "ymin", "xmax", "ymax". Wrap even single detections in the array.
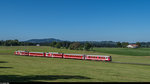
[{"xmin": 25, "ymin": 38, "xmax": 62, "ymax": 43}]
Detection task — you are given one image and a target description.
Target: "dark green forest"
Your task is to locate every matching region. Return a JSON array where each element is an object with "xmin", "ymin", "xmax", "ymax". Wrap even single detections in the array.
[{"xmin": 1, "ymin": 39, "xmax": 150, "ymax": 51}]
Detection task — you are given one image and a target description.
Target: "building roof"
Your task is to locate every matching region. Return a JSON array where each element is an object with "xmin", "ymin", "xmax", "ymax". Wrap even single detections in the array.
[{"xmin": 128, "ymin": 44, "xmax": 138, "ymax": 46}]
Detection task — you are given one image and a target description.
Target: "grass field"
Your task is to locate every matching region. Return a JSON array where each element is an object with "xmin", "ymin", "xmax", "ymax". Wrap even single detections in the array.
[
  {"xmin": 0, "ymin": 46, "xmax": 150, "ymax": 82},
  {"xmin": 94, "ymin": 47, "xmax": 150, "ymax": 56},
  {"xmin": 94, "ymin": 48, "xmax": 150, "ymax": 64}
]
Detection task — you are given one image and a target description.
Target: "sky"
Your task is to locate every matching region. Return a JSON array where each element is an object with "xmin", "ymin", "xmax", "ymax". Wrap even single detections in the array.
[{"xmin": 0, "ymin": 0, "xmax": 150, "ymax": 42}]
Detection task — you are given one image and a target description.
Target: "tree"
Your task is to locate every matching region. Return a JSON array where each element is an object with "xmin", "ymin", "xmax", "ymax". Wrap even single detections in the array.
[
  {"xmin": 69, "ymin": 42, "xmax": 81, "ymax": 50},
  {"xmin": 0, "ymin": 40, "xmax": 2, "ymax": 46},
  {"xmin": 55, "ymin": 42, "xmax": 61, "ymax": 48},
  {"xmin": 11, "ymin": 39, "xmax": 19, "ymax": 46},
  {"xmin": 79, "ymin": 45, "xmax": 84, "ymax": 50},
  {"xmin": 65, "ymin": 41, "xmax": 71, "ymax": 49},
  {"xmin": 1, "ymin": 40, "xmax": 5, "ymax": 46},
  {"xmin": 136, "ymin": 42, "xmax": 141, "ymax": 47},
  {"xmin": 14, "ymin": 39, "xmax": 19, "ymax": 46},
  {"xmin": 50, "ymin": 41, "xmax": 57, "ymax": 47},
  {"xmin": 5, "ymin": 40, "xmax": 12, "ymax": 46},
  {"xmin": 117, "ymin": 42, "xmax": 122, "ymax": 47},
  {"xmin": 121, "ymin": 42, "xmax": 129, "ymax": 48},
  {"xmin": 84, "ymin": 42, "xmax": 92, "ymax": 51}
]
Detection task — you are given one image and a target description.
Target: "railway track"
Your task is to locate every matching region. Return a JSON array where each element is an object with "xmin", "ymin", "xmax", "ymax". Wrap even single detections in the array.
[{"xmin": 110, "ymin": 61, "xmax": 150, "ymax": 66}]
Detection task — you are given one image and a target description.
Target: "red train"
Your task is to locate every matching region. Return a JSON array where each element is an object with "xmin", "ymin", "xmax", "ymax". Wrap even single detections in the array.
[{"xmin": 14, "ymin": 50, "xmax": 112, "ymax": 61}]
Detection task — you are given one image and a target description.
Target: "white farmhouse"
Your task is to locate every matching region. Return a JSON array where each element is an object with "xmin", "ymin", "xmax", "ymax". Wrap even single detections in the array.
[
  {"xmin": 36, "ymin": 44, "xmax": 40, "ymax": 46},
  {"xmin": 127, "ymin": 44, "xmax": 138, "ymax": 48}
]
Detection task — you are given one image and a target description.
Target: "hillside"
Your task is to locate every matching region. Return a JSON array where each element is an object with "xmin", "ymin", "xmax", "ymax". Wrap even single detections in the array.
[{"xmin": 25, "ymin": 38, "xmax": 62, "ymax": 43}]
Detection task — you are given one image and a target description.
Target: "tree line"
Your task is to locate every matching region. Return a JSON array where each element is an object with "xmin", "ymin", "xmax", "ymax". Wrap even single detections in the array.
[
  {"xmin": 0, "ymin": 40, "xmax": 36, "ymax": 46},
  {"xmin": 87, "ymin": 41, "xmax": 142, "ymax": 48},
  {"xmin": 49, "ymin": 41, "xmax": 141, "ymax": 50},
  {"xmin": 50, "ymin": 41, "xmax": 93, "ymax": 51},
  {"xmin": 1, "ymin": 39, "xmax": 150, "ymax": 48}
]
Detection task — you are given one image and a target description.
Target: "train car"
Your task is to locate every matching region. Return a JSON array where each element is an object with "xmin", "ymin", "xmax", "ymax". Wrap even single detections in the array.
[
  {"xmin": 63, "ymin": 53, "xmax": 85, "ymax": 60},
  {"xmin": 51, "ymin": 52, "xmax": 63, "ymax": 58},
  {"xmin": 45, "ymin": 52, "xmax": 53, "ymax": 57},
  {"xmin": 14, "ymin": 50, "xmax": 29, "ymax": 56},
  {"xmin": 85, "ymin": 55, "xmax": 112, "ymax": 61},
  {"xmin": 14, "ymin": 51, "xmax": 17, "ymax": 55},
  {"xmin": 29, "ymin": 52, "xmax": 45, "ymax": 57},
  {"xmin": 14, "ymin": 51, "xmax": 20, "ymax": 55},
  {"xmin": 19, "ymin": 51, "xmax": 29, "ymax": 56}
]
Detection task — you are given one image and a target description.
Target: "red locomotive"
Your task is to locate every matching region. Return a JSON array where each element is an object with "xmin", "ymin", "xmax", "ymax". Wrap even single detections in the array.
[{"xmin": 85, "ymin": 55, "xmax": 112, "ymax": 61}]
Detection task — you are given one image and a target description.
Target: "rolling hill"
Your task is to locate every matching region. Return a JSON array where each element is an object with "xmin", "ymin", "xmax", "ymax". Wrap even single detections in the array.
[{"xmin": 25, "ymin": 38, "xmax": 62, "ymax": 43}]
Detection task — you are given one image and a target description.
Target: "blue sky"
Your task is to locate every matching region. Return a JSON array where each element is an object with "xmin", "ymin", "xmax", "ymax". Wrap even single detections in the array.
[{"xmin": 0, "ymin": 0, "xmax": 150, "ymax": 42}]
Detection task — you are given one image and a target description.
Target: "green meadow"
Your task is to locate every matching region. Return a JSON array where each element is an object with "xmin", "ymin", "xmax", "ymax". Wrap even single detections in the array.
[{"xmin": 0, "ymin": 46, "xmax": 150, "ymax": 82}]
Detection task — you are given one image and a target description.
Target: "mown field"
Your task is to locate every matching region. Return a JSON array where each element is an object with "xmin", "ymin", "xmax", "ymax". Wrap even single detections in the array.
[
  {"xmin": 94, "ymin": 48, "xmax": 150, "ymax": 64},
  {"xmin": 0, "ymin": 46, "xmax": 150, "ymax": 82}
]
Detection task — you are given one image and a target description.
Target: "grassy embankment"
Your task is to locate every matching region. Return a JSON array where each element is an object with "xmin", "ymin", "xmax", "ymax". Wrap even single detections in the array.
[{"xmin": 0, "ymin": 46, "xmax": 150, "ymax": 82}]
